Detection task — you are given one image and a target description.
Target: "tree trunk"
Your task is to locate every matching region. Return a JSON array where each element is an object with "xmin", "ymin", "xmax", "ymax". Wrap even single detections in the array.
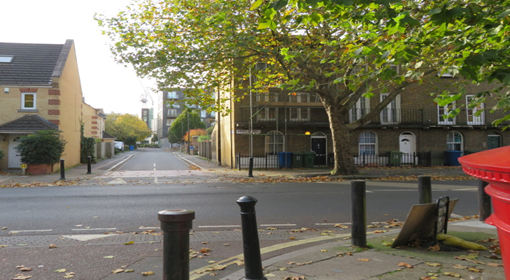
[{"xmin": 327, "ymin": 107, "xmax": 359, "ymax": 175}]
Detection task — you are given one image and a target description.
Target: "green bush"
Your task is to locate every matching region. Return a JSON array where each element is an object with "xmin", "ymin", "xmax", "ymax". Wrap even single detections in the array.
[
  {"xmin": 16, "ymin": 130, "xmax": 66, "ymax": 165},
  {"xmin": 81, "ymin": 137, "xmax": 97, "ymax": 163}
]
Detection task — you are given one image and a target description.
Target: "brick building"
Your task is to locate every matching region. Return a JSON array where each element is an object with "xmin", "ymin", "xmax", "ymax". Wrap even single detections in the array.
[
  {"xmin": 0, "ymin": 40, "xmax": 104, "ymax": 170},
  {"xmin": 216, "ymin": 69, "xmax": 509, "ymax": 169}
]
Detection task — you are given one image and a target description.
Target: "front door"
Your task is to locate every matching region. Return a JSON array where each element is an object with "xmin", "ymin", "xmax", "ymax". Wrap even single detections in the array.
[
  {"xmin": 8, "ymin": 134, "xmax": 25, "ymax": 168},
  {"xmin": 399, "ymin": 132, "xmax": 416, "ymax": 164},
  {"xmin": 311, "ymin": 137, "xmax": 327, "ymax": 166}
]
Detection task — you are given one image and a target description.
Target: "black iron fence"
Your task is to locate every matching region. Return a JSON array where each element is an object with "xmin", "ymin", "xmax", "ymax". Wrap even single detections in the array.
[{"xmin": 236, "ymin": 150, "xmax": 469, "ymax": 170}]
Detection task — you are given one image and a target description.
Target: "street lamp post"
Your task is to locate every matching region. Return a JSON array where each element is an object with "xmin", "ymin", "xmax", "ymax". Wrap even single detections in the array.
[{"xmin": 187, "ymin": 110, "xmax": 190, "ymax": 155}]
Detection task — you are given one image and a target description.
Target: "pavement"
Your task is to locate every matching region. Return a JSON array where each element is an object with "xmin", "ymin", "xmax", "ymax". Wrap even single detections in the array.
[{"xmin": 0, "ymin": 148, "xmax": 506, "ymax": 280}]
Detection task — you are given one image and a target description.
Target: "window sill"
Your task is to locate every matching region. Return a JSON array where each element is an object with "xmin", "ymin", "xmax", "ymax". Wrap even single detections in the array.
[{"xmin": 18, "ymin": 109, "xmax": 39, "ymax": 113}]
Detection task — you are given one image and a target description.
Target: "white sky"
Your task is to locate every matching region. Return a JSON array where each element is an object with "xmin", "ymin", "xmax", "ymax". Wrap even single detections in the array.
[{"xmin": 1, "ymin": 0, "xmax": 156, "ymax": 117}]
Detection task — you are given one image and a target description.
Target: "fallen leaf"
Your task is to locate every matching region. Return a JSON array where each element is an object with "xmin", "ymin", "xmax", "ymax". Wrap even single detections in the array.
[
  {"xmin": 124, "ymin": 241, "xmax": 134, "ymax": 245},
  {"xmin": 468, "ymin": 267, "xmax": 483, "ymax": 273},
  {"xmin": 12, "ymin": 275, "xmax": 32, "ymax": 280},
  {"xmin": 443, "ymin": 272, "xmax": 461, "ymax": 277},
  {"xmin": 486, "ymin": 263, "xmax": 503, "ymax": 267},
  {"xmin": 55, "ymin": 269, "xmax": 67, "ymax": 273},
  {"xmin": 201, "ymin": 248, "xmax": 212, "ymax": 253},
  {"xmin": 428, "ymin": 244, "xmax": 441, "ymax": 252},
  {"xmin": 125, "ymin": 269, "xmax": 135, "ymax": 273},
  {"xmin": 321, "ymin": 249, "xmax": 328, "ymax": 252},
  {"xmin": 425, "ymin": 262, "xmax": 442, "ymax": 267},
  {"xmin": 358, "ymin": 258, "xmax": 370, "ymax": 262},
  {"xmin": 49, "ymin": 244, "xmax": 57, "ymax": 249},
  {"xmin": 103, "ymin": 256, "xmax": 115, "ymax": 259},
  {"xmin": 16, "ymin": 265, "xmax": 32, "ymax": 271},
  {"xmin": 398, "ymin": 262, "xmax": 413, "ymax": 268},
  {"xmin": 452, "ymin": 264, "xmax": 467, "ymax": 269},
  {"xmin": 141, "ymin": 271, "xmax": 154, "ymax": 276},
  {"xmin": 111, "ymin": 269, "xmax": 124, "ymax": 274}
]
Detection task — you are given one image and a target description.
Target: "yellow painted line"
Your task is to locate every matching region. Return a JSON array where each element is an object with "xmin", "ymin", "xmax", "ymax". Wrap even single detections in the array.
[{"xmin": 189, "ymin": 232, "xmax": 353, "ymax": 279}]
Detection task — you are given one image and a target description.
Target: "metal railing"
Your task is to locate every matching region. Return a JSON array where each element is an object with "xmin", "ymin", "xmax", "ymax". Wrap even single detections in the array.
[
  {"xmin": 236, "ymin": 107, "xmax": 510, "ymax": 127},
  {"xmin": 236, "ymin": 151, "xmax": 468, "ymax": 170}
]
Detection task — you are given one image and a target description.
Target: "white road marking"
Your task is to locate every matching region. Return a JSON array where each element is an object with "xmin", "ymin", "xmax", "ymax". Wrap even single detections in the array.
[
  {"xmin": 315, "ymin": 223, "xmax": 351, "ymax": 226},
  {"xmin": 107, "ymin": 178, "xmax": 127, "ymax": 185},
  {"xmin": 62, "ymin": 234, "xmax": 117, "ymax": 241},
  {"xmin": 198, "ymin": 225, "xmax": 241, "ymax": 228},
  {"xmin": 71, "ymin": 228, "xmax": 116, "ymax": 231},
  {"xmin": 8, "ymin": 229, "xmax": 53, "ymax": 234},
  {"xmin": 139, "ymin": 226, "xmax": 160, "ymax": 230},
  {"xmin": 260, "ymin": 224, "xmax": 297, "ymax": 227}
]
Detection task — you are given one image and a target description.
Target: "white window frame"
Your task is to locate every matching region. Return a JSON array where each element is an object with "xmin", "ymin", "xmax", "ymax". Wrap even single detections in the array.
[
  {"xmin": 256, "ymin": 91, "xmax": 276, "ymax": 102},
  {"xmin": 167, "ymin": 109, "xmax": 177, "ymax": 116},
  {"xmin": 447, "ymin": 131, "xmax": 463, "ymax": 151},
  {"xmin": 438, "ymin": 102, "xmax": 456, "ymax": 125},
  {"xmin": 380, "ymin": 93, "xmax": 400, "ymax": 124},
  {"xmin": 167, "ymin": 91, "xmax": 179, "ymax": 99},
  {"xmin": 21, "ymin": 92, "xmax": 36, "ymax": 109},
  {"xmin": 289, "ymin": 92, "xmax": 310, "ymax": 121},
  {"xmin": 257, "ymin": 107, "xmax": 277, "ymax": 121},
  {"xmin": 466, "ymin": 95, "xmax": 485, "ymax": 125},
  {"xmin": 265, "ymin": 130, "xmax": 284, "ymax": 155},
  {"xmin": 349, "ymin": 97, "xmax": 370, "ymax": 122},
  {"xmin": 359, "ymin": 131, "xmax": 377, "ymax": 156},
  {"xmin": 201, "ymin": 110, "xmax": 207, "ymax": 118}
]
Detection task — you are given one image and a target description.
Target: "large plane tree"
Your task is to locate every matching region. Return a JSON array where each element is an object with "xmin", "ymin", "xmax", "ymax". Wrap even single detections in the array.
[{"xmin": 96, "ymin": 0, "xmax": 492, "ymax": 175}]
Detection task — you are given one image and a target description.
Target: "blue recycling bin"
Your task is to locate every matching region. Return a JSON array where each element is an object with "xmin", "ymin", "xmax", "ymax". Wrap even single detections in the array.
[
  {"xmin": 444, "ymin": 150, "xmax": 462, "ymax": 166},
  {"xmin": 129, "ymin": 145, "xmax": 135, "ymax": 151},
  {"xmin": 278, "ymin": 152, "xmax": 293, "ymax": 168}
]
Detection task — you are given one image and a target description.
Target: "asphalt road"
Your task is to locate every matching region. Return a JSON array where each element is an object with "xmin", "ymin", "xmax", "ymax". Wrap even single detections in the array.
[{"xmin": 0, "ymin": 149, "xmax": 480, "ymax": 236}]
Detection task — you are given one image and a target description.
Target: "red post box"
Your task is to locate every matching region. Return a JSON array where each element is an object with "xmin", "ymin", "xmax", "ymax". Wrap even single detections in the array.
[{"xmin": 459, "ymin": 146, "xmax": 510, "ymax": 279}]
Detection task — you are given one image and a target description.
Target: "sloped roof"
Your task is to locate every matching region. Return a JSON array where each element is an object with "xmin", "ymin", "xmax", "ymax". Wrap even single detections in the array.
[
  {"xmin": 0, "ymin": 115, "xmax": 59, "ymax": 132},
  {"xmin": 102, "ymin": 131, "xmax": 115, "ymax": 139},
  {"xmin": 0, "ymin": 40, "xmax": 73, "ymax": 86}
]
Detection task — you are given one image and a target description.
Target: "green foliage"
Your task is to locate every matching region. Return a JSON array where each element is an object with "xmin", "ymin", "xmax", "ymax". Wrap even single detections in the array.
[
  {"xmin": 16, "ymin": 130, "xmax": 66, "ymax": 165},
  {"xmin": 198, "ymin": 135, "xmax": 211, "ymax": 142},
  {"xmin": 105, "ymin": 113, "xmax": 152, "ymax": 142},
  {"xmin": 80, "ymin": 137, "xmax": 96, "ymax": 164},
  {"xmin": 168, "ymin": 110, "xmax": 206, "ymax": 143},
  {"xmin": 80, "ymin": 123, "xmax": 97, "ymax": 164},
  {"xmin": 151, "ymin": 133, "xmax": 158, "ymax": 143}
]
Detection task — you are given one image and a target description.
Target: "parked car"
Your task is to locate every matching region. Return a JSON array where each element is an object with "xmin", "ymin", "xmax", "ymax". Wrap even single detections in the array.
[{"xmin": 114, "ymin": 141, "xmax": 124, "ymax": 151}]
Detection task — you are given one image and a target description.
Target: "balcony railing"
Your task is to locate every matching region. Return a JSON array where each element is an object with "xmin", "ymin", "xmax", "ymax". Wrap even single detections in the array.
[{"xmin": 236, "ymin": 106, "xmax": 510, "ymax": 127}]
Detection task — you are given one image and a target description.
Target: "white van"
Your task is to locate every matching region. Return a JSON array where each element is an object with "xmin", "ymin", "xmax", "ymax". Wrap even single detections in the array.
[{"xmin": 114, "ymin": 141, "xmax": 124, "ymax": 150}]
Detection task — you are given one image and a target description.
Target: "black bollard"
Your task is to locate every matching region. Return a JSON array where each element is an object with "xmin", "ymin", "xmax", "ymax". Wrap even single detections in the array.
[
  {"xmin": 418, "ymin": 175, "xmax": 432, "ymax": 204},
  {"xmin": 59, "ymin": 159, "xmax": 66, "ymax": 181},
  {"xmin": 237, "ymin": 196, "xmax": 267, "ymax": 280},
  {"xmin": 87, "ymin": 156, "xmax": 92, "ymax": 174},
  {"xmin": 158, "ymin": 209, "xmax": 195, "ymax": 280},
  {"xmin": 478, "ymin": 180, "xmax": 491, "ymax": 222},
  {"xmin": 248, "ymin": 157, "xmax": 254, "ymax": 177},
  {"xmin": 351, "ymin": 180, "xmax": 367, "ymax": 247}
]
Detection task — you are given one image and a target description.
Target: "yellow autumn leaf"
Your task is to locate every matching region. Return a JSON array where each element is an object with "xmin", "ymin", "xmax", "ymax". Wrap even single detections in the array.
[
  {"xmin": 55, "ymin": 269, "xmax": 67, "ymax": 273},
  {"xmin": 124, "ymin": 241, "xmax": 134, "ymax": 245},
  {"xmin": 443, "ymin": 271, "xmax": 461, "ymax": 277},
  {"xmin": 425, "ymin": 262, "xmax": 442, "ymax": 267},
  {"xmin": 358, "ymin": 258, "xmax": 370, "ymax": 262},
  {"xmin": 142, "ymin": 271, "xmax": 154, "ymax": 276},
  {"xmin": 111, "ymin": 269, "xmax": 124, "ymax": 274},
  {"xmin": 468, "ymin": 267, "xmax": 483, "ymax": 273}
]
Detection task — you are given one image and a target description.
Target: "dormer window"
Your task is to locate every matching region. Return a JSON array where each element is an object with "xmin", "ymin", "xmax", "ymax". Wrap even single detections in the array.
[{"xmin": 0, "ymin": 55, "xmax": 13, "ymax": 63}]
